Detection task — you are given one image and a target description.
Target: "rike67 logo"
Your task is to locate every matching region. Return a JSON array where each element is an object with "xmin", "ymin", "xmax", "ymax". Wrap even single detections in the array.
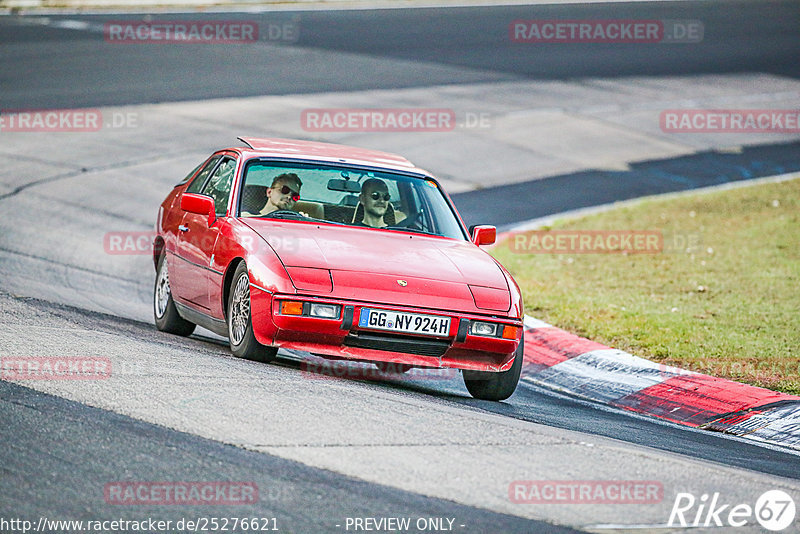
[{"xmin": 669, "ymin": 490, "xmax": 796, "ymax": 531}]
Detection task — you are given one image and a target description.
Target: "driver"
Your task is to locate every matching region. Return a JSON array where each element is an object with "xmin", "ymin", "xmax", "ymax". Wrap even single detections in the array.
[
  {"xmin": 259, "ymin": 173, "xmax": 302, "ymax": 216},
  {"xmin": 358, "ymin": 178, "xmax": 391, "ymax": 228}
]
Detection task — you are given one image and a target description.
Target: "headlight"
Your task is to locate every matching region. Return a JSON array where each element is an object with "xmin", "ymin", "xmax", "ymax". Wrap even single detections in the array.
[
  {"xmin": 469, "ymin": 321, "xmax": 520, "ymax": 339},
  {"xmin": 279, "ymin": 301, "xmax": 340, "ymax": 320},
  {"xmin": 310, "ymin": 303, "xmax": 340, "ymax": 319},
  {"xmin": 471, "ymin": 321, "xmax": 499, "ymax": 337}
]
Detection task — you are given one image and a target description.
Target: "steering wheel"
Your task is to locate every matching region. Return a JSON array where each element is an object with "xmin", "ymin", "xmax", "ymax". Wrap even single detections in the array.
[
  {"xmin": 393, "ymin": 210, "xmax": 423, "ymax": 229},
  {"xmin": 266, "ymin": 209, "xmax": 305, "ymax": 219}
]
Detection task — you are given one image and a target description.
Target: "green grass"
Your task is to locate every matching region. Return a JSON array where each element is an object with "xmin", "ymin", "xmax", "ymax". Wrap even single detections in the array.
[{"xmin": 492, "ymin": 177, "xmax": 800, "ymax": 394}]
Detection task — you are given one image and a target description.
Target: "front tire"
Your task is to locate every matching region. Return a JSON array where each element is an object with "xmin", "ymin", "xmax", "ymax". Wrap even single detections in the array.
[
  {"xmin": 463, "ymin": 332, "xmax": 524, "ymax": 401},
  {"xmin": 227, "ymin": 263, "xmax": 277, "ymax": 363},
  {"xmin": 154, "ymin": 253, "xmax": 196, "ymax": 336}
]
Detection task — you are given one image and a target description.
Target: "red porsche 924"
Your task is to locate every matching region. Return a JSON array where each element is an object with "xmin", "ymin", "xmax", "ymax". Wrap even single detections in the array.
[{"xmin": 153, "ymin": 137, "xmax": 524, "ymax": 400}]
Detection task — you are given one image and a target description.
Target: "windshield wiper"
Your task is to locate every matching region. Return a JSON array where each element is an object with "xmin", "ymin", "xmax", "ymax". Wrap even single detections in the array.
[
  {"xmin": 264, "ymin": 211, "xmax": 345, "ymax": 225},
  {"xmin": 384, "ymin": 226, "xmax": 440, "ymax": 237}
]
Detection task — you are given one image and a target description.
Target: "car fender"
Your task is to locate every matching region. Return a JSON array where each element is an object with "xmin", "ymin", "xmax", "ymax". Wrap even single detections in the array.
[
  {"xmin": 210, "ymin": 219, "xmax": 295, "ymax": 346},
  {"xmin": 495, "ymin": 260, "xmax": 524, "ymax": 320},
  {"xmin": 153, "ymin": 186, "xmax": 186, "ymax": 270}
]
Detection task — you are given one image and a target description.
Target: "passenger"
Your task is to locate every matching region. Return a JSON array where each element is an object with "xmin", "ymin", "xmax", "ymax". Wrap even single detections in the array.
[
  {"xmin": 259, "ymin": 173, "xmax": 302, "ymax": 216},
  {"xmin": 358, "ymin": 178, "xmax": 391, "ymax": 228}
]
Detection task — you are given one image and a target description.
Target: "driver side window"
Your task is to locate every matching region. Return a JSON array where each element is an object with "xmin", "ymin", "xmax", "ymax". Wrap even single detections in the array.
[
  {"xmin": 185, "ymin": 155, "xmax": 221, "ymax": 194},
  {"xmin": 200, "ymin": 157, "xmax": 236, "ymax": 216}
]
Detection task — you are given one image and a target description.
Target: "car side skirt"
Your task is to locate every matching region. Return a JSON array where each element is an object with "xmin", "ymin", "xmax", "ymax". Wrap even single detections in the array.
[{"xmin": 174, "ymin": 301, "xmax": 228, "ymax": 337}]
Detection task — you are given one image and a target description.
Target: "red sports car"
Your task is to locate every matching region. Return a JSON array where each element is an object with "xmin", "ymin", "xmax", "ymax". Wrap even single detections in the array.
[{"xmin": 153, "ymin": 137, "xmax": 524, "ymax": 400}]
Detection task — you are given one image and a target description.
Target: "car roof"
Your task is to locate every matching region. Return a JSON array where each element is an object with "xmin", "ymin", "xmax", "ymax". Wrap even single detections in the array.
[{"xmin": 233, "ymin": 137, "xmax": 429, "ymax": 175}]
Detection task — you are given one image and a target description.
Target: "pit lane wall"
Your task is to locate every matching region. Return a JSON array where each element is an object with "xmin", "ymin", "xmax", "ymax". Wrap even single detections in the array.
[{"xmin": 520, "ymin": 314, "xmax": 800, "ymax": 451}]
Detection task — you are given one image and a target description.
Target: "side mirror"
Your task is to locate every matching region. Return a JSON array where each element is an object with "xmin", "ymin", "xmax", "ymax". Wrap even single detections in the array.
[
  {"xmin": 181, "ymin": 193, "xmax": 216, "ymax": 226},
  {"xmin": 471, "ymin": 225, "xmax": 496, "ymax": 246}
]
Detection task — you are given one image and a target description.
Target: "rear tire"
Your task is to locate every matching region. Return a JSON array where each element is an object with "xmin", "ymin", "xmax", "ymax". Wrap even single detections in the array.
[
  {"xmin": 463, "ymin": 332, "xmax": 524, "ymax": 401},
  {"xmin": 154, "ymin": 253, "xmax": 196, "ymax": 337},
  {"xmin": 227, "ymin": 263, "xmax": 277, "ymax": 363}
]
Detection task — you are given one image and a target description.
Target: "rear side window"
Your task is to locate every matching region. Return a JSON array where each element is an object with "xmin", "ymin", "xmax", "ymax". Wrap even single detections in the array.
[{"xmin": 185, "ymin": 156, "xmax": 222, "ymax": 194}]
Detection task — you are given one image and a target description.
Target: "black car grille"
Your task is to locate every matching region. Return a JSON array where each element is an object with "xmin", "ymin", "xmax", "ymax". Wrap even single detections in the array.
[{"xmin": 344, "ymin": 332, "xmax": 450, "ymax": 357}]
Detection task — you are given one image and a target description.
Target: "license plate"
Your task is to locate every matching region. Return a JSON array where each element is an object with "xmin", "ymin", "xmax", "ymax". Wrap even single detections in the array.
[{"xmin": 358, "ymin": 308, "xmax": 451, "ymax": 337}]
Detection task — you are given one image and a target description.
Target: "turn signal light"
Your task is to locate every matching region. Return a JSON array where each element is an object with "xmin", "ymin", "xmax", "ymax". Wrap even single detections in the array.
[
  {"xmin": 280, "ymin": 301, "xmax": 304, "ymax": 315},
  {"xmin": 502, "ymin": 326, "xmax": 520, "ymax": 340}
]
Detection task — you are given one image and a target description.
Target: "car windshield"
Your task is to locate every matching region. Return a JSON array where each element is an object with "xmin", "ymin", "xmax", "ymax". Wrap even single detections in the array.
[{"xmin": 238, "ymin": 160, "xmax": 467, "ymax": 240}]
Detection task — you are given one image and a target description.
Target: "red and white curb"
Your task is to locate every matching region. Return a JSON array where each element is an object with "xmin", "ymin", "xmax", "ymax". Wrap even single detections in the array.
[{"xmin": 520, "ymin": 315, "xmax": 800, "ymax": 451}]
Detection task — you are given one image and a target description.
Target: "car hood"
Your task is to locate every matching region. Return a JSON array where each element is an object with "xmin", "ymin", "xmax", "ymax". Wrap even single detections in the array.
[{"xmin": 243, "ymin": 220, "xmax": 510, "ymax": 311}]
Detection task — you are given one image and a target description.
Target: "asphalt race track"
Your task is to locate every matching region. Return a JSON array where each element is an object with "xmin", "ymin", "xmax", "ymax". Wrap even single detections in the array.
[
  {"xmin": 0, "ymin": 378, "xmax": 571, "ymax": 534},
  {"xmin": 1, "ymin": 2, "xmax": 800, "ymax": 532},
  {"xmin": 1, "ymin": 1, "xmax": 799, "ymax": 108}
]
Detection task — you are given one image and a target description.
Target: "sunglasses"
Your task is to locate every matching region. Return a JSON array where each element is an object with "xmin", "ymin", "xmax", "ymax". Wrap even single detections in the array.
[
  {"xmin": 369, "ymin": 192, "xmax": 391, "ymax": 201},
  {"xmin": 274, "ymin": 184, "xmax": 300, "ymax": 201}
]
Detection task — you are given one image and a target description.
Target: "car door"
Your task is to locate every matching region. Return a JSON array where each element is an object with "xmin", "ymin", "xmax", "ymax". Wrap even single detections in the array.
[
  {"xmin": 169, "ymin": 155, "xmax": 220, "ymax": 307},
  {"xmin": 173, "ymin": 156, "xmax": 235, "ymax": 311}
]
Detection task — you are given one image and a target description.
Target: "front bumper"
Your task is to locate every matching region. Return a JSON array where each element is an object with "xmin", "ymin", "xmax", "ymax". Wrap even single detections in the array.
[{"xmin": 250, "ymin": 289, "xmax": 521, "ymax": 372}]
